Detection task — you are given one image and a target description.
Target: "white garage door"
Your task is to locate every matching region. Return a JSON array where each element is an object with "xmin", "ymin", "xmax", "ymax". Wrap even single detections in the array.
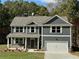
[{"xmin": 46, "ymin": 41, "xmax": 68, "ymax": 53}]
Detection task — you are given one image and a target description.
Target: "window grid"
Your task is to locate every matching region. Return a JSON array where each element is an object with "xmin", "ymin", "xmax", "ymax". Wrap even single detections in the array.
[{"xmin": 51, "ymin": 26, "xmax": 61, "ymax": 33}]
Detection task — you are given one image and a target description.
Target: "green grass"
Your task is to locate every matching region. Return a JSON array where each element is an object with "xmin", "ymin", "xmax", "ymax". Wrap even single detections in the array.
[
  {"xmin": 0, "ymin": 45, "xmax": 44, "ymax": 59},
  {"xmin": 0, "ymin": 52, "xmax": 44, "ymax": 59},
  {"xmin": 0, "ymin": 44, "xmax": 7, "ymax": 49}
]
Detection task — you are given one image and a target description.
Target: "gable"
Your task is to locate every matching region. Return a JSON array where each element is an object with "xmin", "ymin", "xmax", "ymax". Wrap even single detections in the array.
[
  {"xmin": 28, "ymin": 22, "xmax": 36, "ymax": 25},
  {"xmin": 45, "ymin": 15, "xmax": 71, "ymax": 25}
]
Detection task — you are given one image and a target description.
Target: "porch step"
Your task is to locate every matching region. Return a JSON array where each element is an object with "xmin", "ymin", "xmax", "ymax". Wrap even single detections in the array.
[{"xmin": 28, "ymin": 49, "xmax": 36, "ymax": 52}]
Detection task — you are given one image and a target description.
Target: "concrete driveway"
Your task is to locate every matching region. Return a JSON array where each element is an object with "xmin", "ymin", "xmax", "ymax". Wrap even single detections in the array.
[{"xmin": 44, "ymin": 52, "xmax": 79, "ymax": 59}]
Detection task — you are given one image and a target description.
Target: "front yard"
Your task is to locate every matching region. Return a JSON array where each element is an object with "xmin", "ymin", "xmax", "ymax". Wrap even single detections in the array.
[
  {"xmin": 0, "ymin": 52, "xmax": 44, "ymax": 59},
  {"xmin": 0, "ymin": 45, "xmax": 79, "ymax": 59},
  {"xmin": 0, "ymin": 44, "xmax": 44, "ymax": 59}
]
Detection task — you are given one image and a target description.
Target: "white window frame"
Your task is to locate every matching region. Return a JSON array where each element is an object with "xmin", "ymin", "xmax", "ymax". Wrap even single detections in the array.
[
  {"xmin": 15, "ymin": 27, "xmax": 25, "ymax": 33},
  {"xmin": 50, "ymin": 26, "xmax": 62, "ymax": 33},
  {"xmin": 60, "ymin": 26, "xmax": 62, "ymax": 33},
  {"xmin": 14, "ymin": 27, "xmax": 16, "ymax": 33},
  {"xmin": 29, "ymin": 27, "xmax": 36, "ymax": 33}
]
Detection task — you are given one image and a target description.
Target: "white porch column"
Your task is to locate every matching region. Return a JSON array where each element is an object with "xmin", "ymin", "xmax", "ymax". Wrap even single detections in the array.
[
  {"xmin": 37, "ymin": 27, "xmax": 39, "ymax": 49},
  {"xmin": 23, "ymin": 38, "xmax": 24, "ymax": 44},
  {"xmin": 7, "ymin": 38, "xmax": 9, "ymax": 48},
  {"xmin": 70, "ymin": 26, "xmax": 72, "ymax": 51},
  {"xmin": 41, "ymin": 26, "xmax": 43, "ymax": 49},
  {"xmin": 38, "ymin": 38, "xmax": 39, "ymax": 49},
  {"xmin": 25, "ymin": 38, "xmax": 27, "ymax": 50},
  {"xmin": 11, "ymin": 37, "xmax": 13, "ymax": 47},
  {"xmin": 13, "ymin": 38, "xmax": 16, "ymax": 44}
]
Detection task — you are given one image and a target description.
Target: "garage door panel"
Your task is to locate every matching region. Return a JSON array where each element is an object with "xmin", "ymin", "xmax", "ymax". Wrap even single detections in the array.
[{"xmin": 46, "ymin": 41, "xmax": 68, "ymax": 53}]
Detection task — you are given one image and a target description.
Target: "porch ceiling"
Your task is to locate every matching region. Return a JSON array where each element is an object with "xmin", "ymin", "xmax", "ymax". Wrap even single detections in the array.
[{"xmin": 7, "ymin": 33, "xmax": 39, "ymax": 38}]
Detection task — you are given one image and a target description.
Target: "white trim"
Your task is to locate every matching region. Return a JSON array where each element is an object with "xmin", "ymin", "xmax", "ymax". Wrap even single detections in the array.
[
  {"xmin": 70, "ymin": 26, "xmax": 72, "ymax": 49},
  {"xmin": 50, "ymin": 26, "xmax": 52, "ymax": 33},
  {"xmin": 56, "ymin": 15, "xmax": 72, "ymax": 25},
  {"xmin": 50, "ymin": 26, "xmax": 62, "ymax": 33},
  {"xmin": 13, "ymin": 38, "xmax": 16, "ymax": 44},
  {"xmin": 41, "ymin": 26, "xmax": 43, "ymax": 49},
  {"xmin": 34, "ymin": 27, "xmax": 36, "ymax": 33},
  {"xmin": 29, "ymin": 27, "xmax": 36, "ymax": 33},
  {"xmin": 38, "ymin": 38, "xmax": 39, "ymax": 49},
  {"xmin": 11, "ymin": 37, "xmax": 13, "ymax": 46},
  {"xmin": 7, "ymin": 38, "xmax": 9, "ymax": 48},
  {"xmin": 60, "ymin": 26, "xmax": 62, "ymax": 33},
  {"xmin": 23, "ymin": 27, "xmax": 25, "ymax": 33},
  {"xmin": 25, "ymin": 38, "xmax": 27, "ymax": 50},
  {"xmin": 14, "ymin": 27, "xmax": 16, "ymax": 32},
  {"xmin": 42, "ymin": 35, "xmax": 70, "ymax": 37},
  {"xmin": 23, "ymin": 38, "xmax": 24, "ymax": 44},
  {"xmin": 29, "ymin": 27, "xmax": 31, "ymax": 33}
]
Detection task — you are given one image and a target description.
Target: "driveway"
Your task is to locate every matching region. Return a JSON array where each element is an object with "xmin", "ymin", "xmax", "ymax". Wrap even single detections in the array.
[{"xmin": 44, "ymin": 52, "xmax": 79, "ymax": 59}]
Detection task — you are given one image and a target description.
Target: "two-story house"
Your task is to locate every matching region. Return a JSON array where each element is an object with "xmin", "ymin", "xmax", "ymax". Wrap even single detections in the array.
[{"xmin": 7, "ymin": 15, "xmax": 72, "ymax": 52}]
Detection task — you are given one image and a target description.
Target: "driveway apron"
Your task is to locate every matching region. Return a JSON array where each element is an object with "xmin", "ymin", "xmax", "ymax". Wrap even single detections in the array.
[{"xmin": 45, "ymin": 52, "xmax": 79, "ymax": 59}]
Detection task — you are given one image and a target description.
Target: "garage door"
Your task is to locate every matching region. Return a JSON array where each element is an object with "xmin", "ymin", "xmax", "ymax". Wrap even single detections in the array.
[{"xmin": 46, "ymin": 41, "xmax": 68, "ymax": 53}]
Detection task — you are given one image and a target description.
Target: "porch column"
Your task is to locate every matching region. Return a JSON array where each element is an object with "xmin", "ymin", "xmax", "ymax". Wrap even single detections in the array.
[
  {"xmin": 7, "ymin": 38, "xmax": 9, "ymax": 48},
  {"xmin": 11, "ymin": 37, "xmax": 13, "ymax": 47},
  {"xmin": 38, "ymin": 27, "xmax": 39, "ymax": 49},
  {"xmin": 41, "ymin": 26, "xmax": 43, "ymax": 49},
  {"xmin": 37, "ymin": 38, "xmax": 39, "ymax": 49},
  {"xmin": 25, "ymin": 38, "xmax": 27, "ymax": 50},
  {"xmin": 13, "ymin": 38, "xmax": 16, "ymax": 44},
  {"xmin": 70, "ymin": 26, "xmax": 72, "ymax": 51}
]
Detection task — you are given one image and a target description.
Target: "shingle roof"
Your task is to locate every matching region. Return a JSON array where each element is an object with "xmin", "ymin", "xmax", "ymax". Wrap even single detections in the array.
[
  {"xmin": 10, "ymin": 15, "xmax": 72, "ymax": 26},
  {"xmin": 10, "ymin": 16, "xmax": 51, "ymax": 26},
  {"xmin": 7, "ymin": 33, "xmax": 39, "ymax": 38}
]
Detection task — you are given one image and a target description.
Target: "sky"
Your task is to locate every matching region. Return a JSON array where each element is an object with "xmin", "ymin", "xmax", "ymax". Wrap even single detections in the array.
[{"xmin": 1, "ymin": 0, "xmax": 59, "ymax": 6}]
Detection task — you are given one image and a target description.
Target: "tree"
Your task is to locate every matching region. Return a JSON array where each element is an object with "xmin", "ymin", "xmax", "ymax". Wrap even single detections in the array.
[{"xmin": 0, "ymin": 1, "xmax": 49, "ymax": 44}]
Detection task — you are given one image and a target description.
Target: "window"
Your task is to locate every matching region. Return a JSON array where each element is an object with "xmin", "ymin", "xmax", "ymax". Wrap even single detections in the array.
[
  {"xmin": 57, "ymin": 27, "xmax": 60, "ymax": 33},
  {"xmin": 16, "ymin": 38, "xmax": 23, "ymax": 44},
  {"xmin": 52, "ymin": 27, "xmax": 55, "ymax": 32},
  {"xmin": 29, "ymin": 27, "xmax": 36, "ymax": 33},
  {"xmin": 31, "ymin": 27, "xmax": 34, "ymax": 32},
  {"xmin": 15, "ymin": 27, "xmax": 25, "ymax": 33},
  {"xmin": 50, "ymin": 26, "xmax": 62, "ymax": 33},
  {"xmin": 20, "ymin": 27, "xmax": 23, "ymax": 32},
  {"xmin": 11, "ymin": 27, "xmax": 14, "ymax": 33},
  {"xmin": 16, "ymin": 27, "xmax": 19, "ymax": 32}
]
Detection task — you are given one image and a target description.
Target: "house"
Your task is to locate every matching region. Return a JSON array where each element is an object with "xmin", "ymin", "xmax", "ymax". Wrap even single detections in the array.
[{"xmin": 7, "ymin": 15, "xmax": 72, "ymax": 52}]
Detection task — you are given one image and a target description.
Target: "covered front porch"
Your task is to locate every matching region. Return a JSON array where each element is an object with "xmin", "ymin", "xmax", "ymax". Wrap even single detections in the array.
[{"xmin": 7, "ymin": 33, "xmax": 40, "ymax": 50}]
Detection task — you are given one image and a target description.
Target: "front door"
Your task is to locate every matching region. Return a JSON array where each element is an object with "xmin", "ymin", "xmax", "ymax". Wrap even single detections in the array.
[
  {"xmin": 31, "ymin": 40, "xmax": 35, "ymax": 48},
  {"xmin": 27, "ymin": 38, "xmax": 37, "ymax": 49}
]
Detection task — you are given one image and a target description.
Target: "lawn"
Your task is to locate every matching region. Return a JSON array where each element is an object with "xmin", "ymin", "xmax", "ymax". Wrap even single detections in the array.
[
  {"xmin": 0, "ymin": 44, "xmax": 44, "ymax": 59},
  {"xmin": 0, "ymin": 52, "xmax": 44, "ymax": 59}
]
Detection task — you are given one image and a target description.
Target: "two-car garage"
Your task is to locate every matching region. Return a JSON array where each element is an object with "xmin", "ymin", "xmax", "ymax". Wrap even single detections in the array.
[{"xmin": 45, "ymin": 41, "xmax": 68, "ymax": 53}]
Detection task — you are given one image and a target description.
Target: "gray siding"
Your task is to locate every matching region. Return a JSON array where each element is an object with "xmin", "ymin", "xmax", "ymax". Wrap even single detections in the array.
[
  {"xmin": 46, "ymin": 16, "xmax": 68, "ymax": 24},
  {"xmin": 43, "ymin": 26, "xmax": 70, "ymax": 35},
  {"xmin": 43, "ymin": 37, "xmax": 70, "ymax": 49}
]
